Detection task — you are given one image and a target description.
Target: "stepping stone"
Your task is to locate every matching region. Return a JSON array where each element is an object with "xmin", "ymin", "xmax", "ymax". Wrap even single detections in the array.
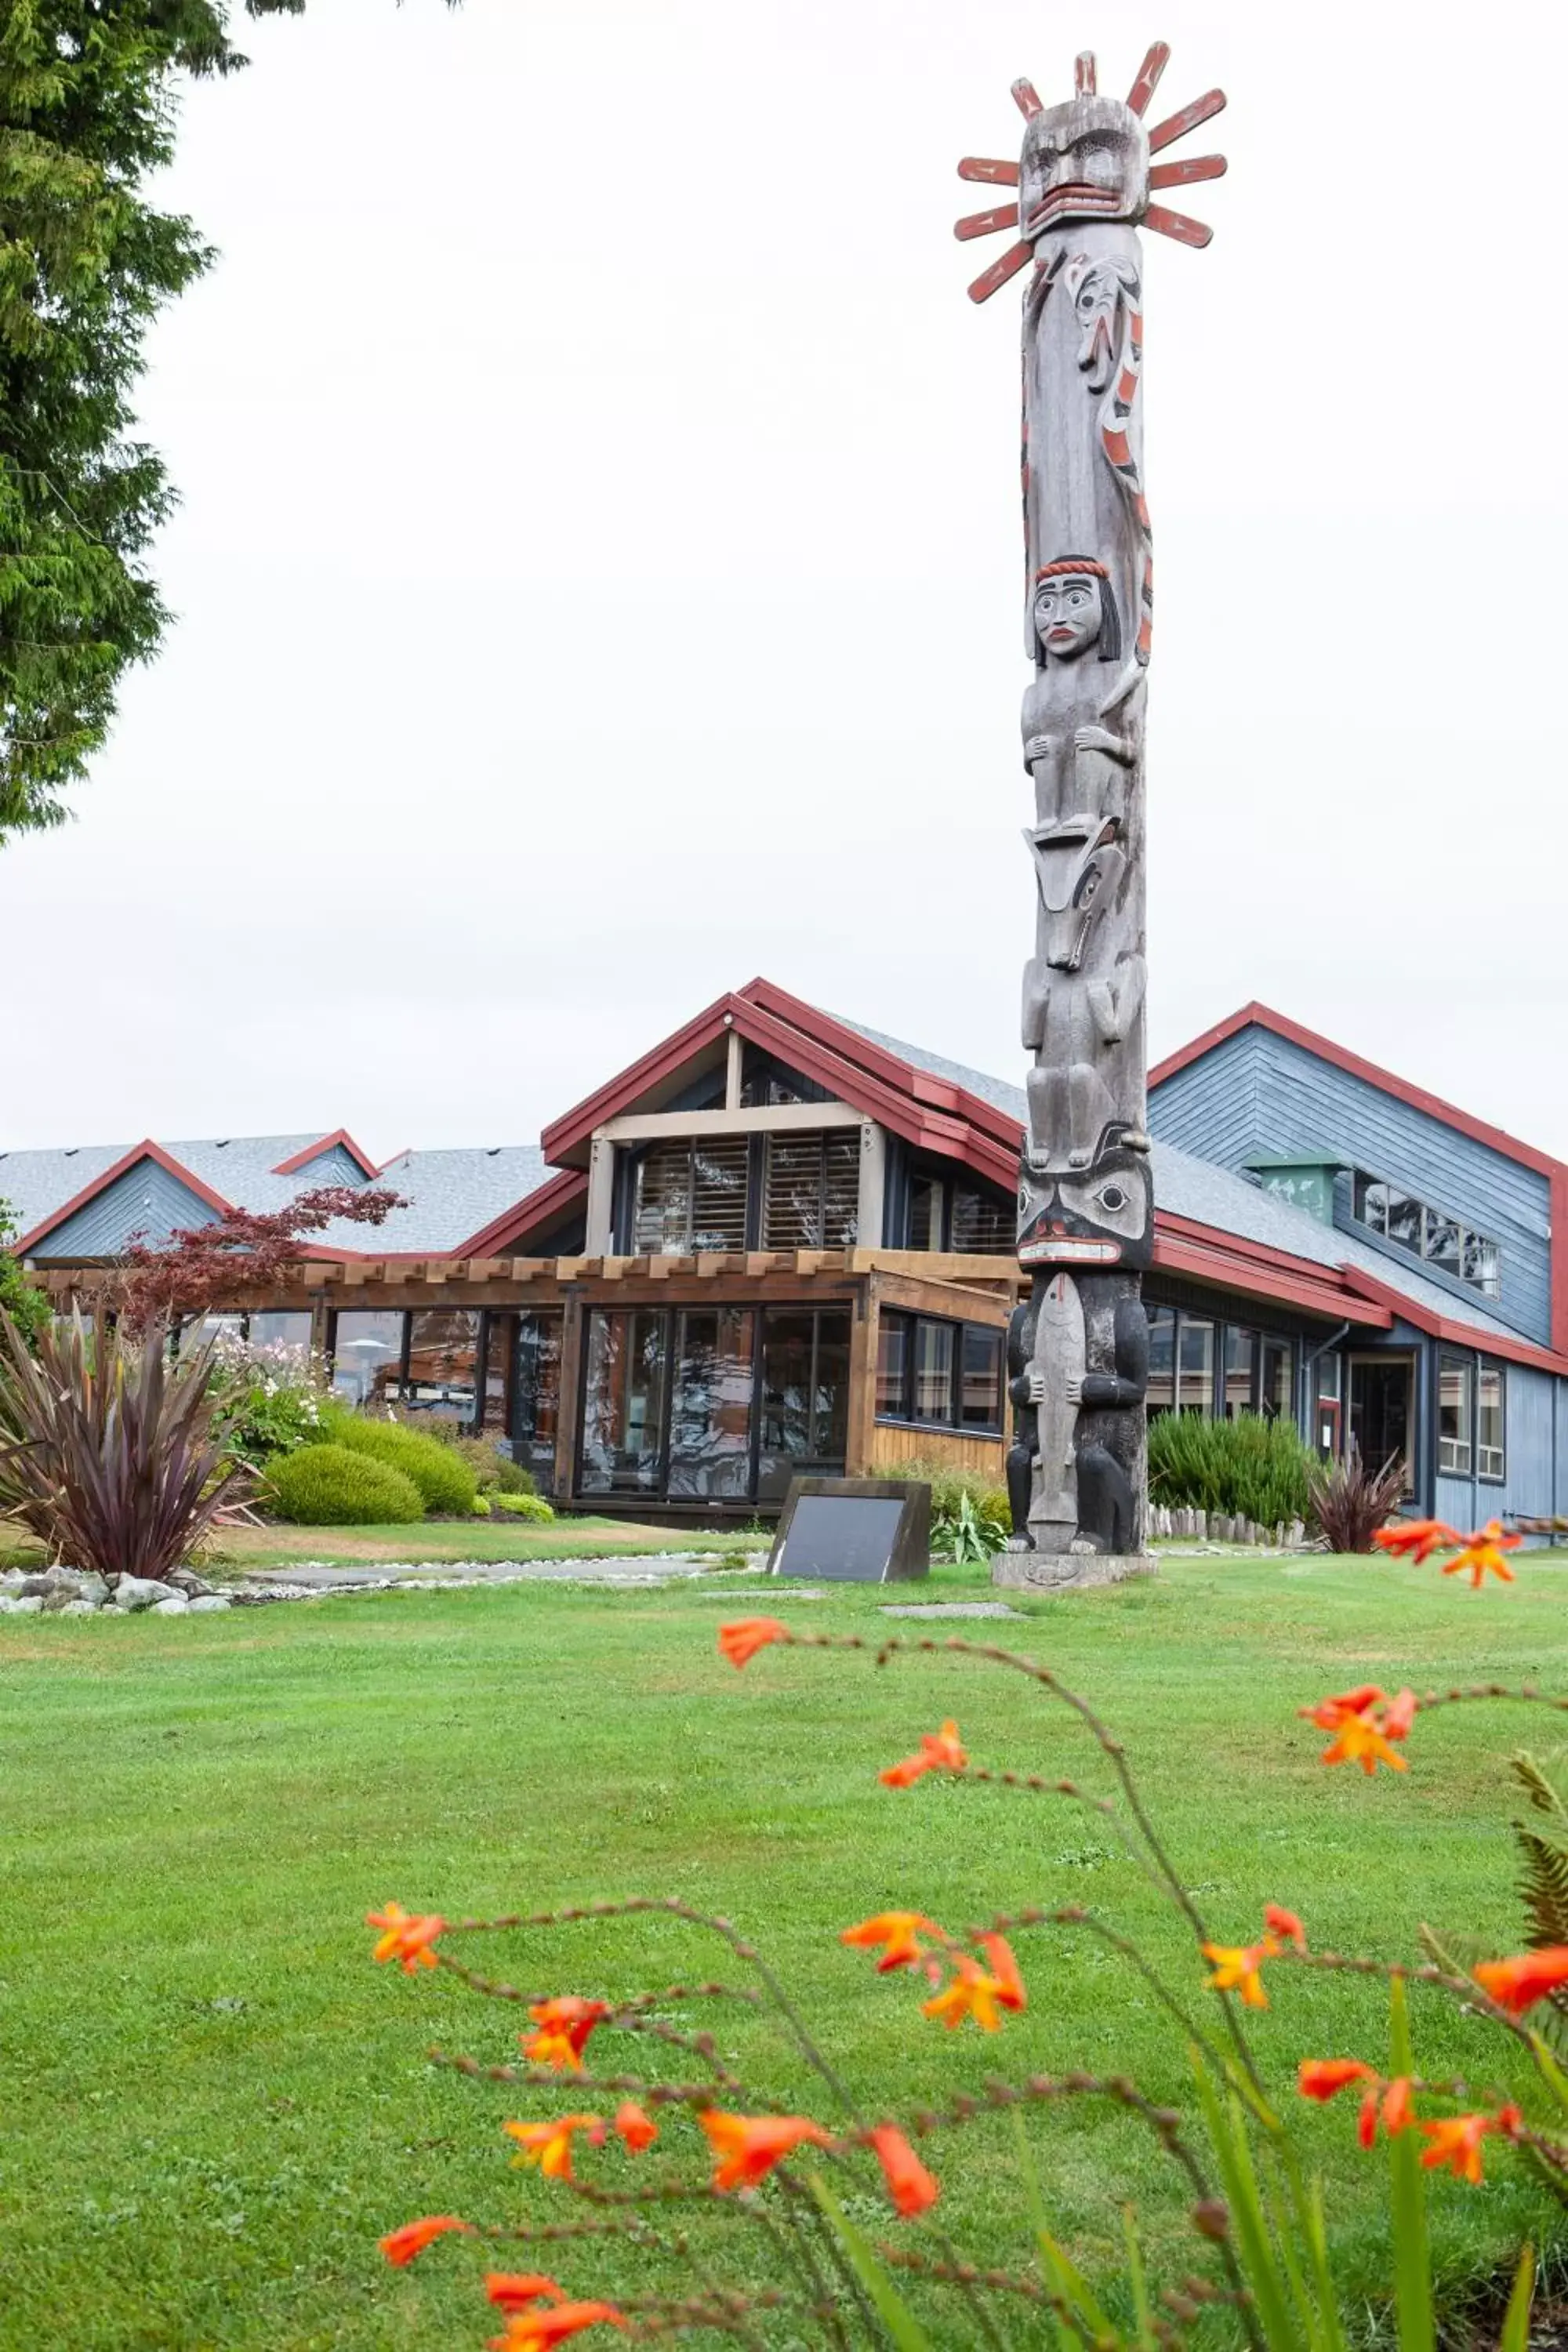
[{"xmin": 880, "ymin": 1601, "xmax": 1025, "ymax": 1619}]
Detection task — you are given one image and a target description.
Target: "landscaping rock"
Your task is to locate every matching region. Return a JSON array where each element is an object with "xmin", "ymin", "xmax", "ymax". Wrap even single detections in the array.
[
  {"xmin": 167, "ymin": 1568, "xmax": 215, "ymax": 1599},
  {"xmin": 187, "ymin": 1595, "xmax": 232, "ymax": 1613},
  {"xmin": 7, "ymin": 1595, "xmax": 44, "ymax": 1614},
  {"xmin": 113, "ymin": 1576, "xmax": 170, "ymax": 1612},
  {"xmin": 59, "ymin": 1600, "xmax": 100, "ymax": 1616},
  {"xmin": 151, "ymin": 1594, "xmax": 190, "ymax": 1616}
]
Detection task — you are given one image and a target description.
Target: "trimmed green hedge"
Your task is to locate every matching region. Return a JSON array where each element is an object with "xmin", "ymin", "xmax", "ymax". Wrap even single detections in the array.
[
  {"xmin": 264, "ymin": 1443, "xmax": 424, "ymax": 1526},
  {"xmin": 318, "ymin": 1409, "xmax": 478, "ymax": 1515},
  {"xmin": 491, "ymin": 1491, "xmax": 555, "ymax": 1523}
]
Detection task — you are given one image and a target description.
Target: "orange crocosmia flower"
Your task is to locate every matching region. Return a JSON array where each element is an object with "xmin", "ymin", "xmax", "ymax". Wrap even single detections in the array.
[
  {"xmin": 367, "ymin": 1901, "xmax": 448, "ymax": 1973},
  {"xmin": 486, "ymin": 2274, "xmax": 567, "ymax": 2314},
  {"xmin": 613, "ymin": 2101, "xmax": 658, "ymax": 2153},
  {"xmin": 1263, "ymin": 1904, "xmax": 1306, "ymax": 1952},
  {"xmin": 867, "ymin": 2125, "xmax": 939, "ymax": 2219},
  {"xmin": 1379, "ymin": 2077, "xmax": 1414, "ymax": 2138},
  {"xmin": 1372, "ymin": 1519, "xmax": 1462, "ymax": 1564},
  {"xmin": 717, "ymin": 1617, "xmax": 789, "ymax": 1669},
  {"xmin": 1297, "ymin": 1684, "xmax": 1388, "ymax": 1733},
  {"xmin": 1381, "ymin": 1687, "xmax": 1417, "ymax": 1742},
  {"xmin": 841, "ymin": 1912, "xmax": 949, "ymax": 1974},
  {"xmin": 1441, "ymin": 1519, "xmax": 1523, "ymax": 1590},
  {"xmin": 488, "ymin": 2302, "xmax": 628, "ymax": 2349},
  {"xmin": 503, "ymin": 2115, "xmax": 604, "ymax": 2182},
  {"xmin": 523, "ymin": 1997, "xmax": 613, "ymax": 2072},
  {"xmin": 1418, "ymin": 2112, "xmax": 1501, "ymax": 2183},
  {"xmin": 1319, "ymin": 1711, "xmax": 1408, "ymax": 1777},
  {"xmin": 972, "ymin": 1933, "xmax": 1026, "ymax": 2011},
  {"xmin": 1472, "ymin": 1946, "xmax": 1568, "ymax": 2016},
  {"xmin": 880, "ymin": 1719, "xmax": 967, "ymax": 1790},
  {"xmin": 379, "ymin": 2215, "xmax": 472, "ymax": 2266},
  {"xmin": 1202, "ymin": 1940, "xmax": 1274, "ymax": 2010},
  {"xmin": 1298, "ymin": 2060, "xmax": 1377, "ymax": 2103},
  {"xmin": 699, "ymin": 2111, "xmax": 834, "ymax": 2191},
  {"xmin": 921, "ymin": 1957, "xmax": 1009, "ymax": 2033}
]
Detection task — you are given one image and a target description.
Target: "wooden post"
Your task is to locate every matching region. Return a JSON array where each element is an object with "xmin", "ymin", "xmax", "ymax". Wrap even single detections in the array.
[{"xmin": 554, "ymin": 1291, "xmax": 586, "ymax": 1504}]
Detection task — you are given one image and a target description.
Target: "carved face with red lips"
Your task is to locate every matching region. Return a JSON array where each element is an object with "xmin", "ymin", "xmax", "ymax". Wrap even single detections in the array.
[
  {"xmin": 1017, "ymin": 1143, "xmax": 1152, "ymax": 1272},
  {"xmin": 1018, "ymin": 95, "xmax": 1149, "ymax": 241}
]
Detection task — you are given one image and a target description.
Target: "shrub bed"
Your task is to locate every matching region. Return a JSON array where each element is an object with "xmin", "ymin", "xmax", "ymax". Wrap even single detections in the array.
[
  {"xmin": 1148, "ymin": 1408, "xmax": 1313, "ymax": 1527},
  {"xmin": 318, "ymin": 1410, "xmax": 478, "ymax": 1515},
  {"xmin": 264, "ymin": 1443, "xmax": 423, "ymax": 1526}
]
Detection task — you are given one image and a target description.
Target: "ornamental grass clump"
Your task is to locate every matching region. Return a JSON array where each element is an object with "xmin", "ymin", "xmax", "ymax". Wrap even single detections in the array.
[
  {"xmin": 319, "ymin": 1407, "xmax": 479, "ymax": 1515},
  {"xmin": 0, "ymin": 1307, "xmax": 246, "ymax": 1584},
  {"xmin": 364, "ymin": 1517, "xmax": 1565, "ymax": 2347}
]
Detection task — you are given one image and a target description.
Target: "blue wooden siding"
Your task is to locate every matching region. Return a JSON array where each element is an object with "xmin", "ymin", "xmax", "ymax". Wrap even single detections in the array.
[
  {"xmin": 1150, "ymin": 1029, "xmax": 1553, "ymax": 1345},
  {"xmin": 40, "ymin": 1160, "xmax": 219, "ymax": 1258},
  {"xmin": 283, "ymin": 1145, "xmax": 365, "ymax": 1187}
]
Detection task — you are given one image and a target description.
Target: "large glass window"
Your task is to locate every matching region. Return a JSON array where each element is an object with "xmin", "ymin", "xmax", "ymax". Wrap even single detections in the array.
[
  {"xmin": 667, "ymin": 1308, "xmax": 756, "ymax": 1497},
  {"xmin": 249, "ymin": 1311, "xmax": 313, "ymax": 1362},
  {"xmin": 959, "ymin": 1326, "xmax": 1004, "ymax": 1428},
  {"xmin": 908, "ymin": 1176, "xmax": 942, "ymax": 1250},
  {"xmin": 580, "ymin": 1309, "xmax": 669, "ymax": 1494},
  {"xmin": 1437, "ymin": 1353, "xmax": 1472, "ymax": 1476},
  {"xmin": 1223, "ymin": 1327, "xmax": 1260, "ymax": 1418},
  {"xmin": 1178, "ymin": 1318, "xmax": 1214, "ymax": 1417},
  {"xmin": 913, "ymin": 1319, "xmax": 955, "ymax": 1422},
  {"xmin": 481, "ymin": 1313, "xmax": 513, "ymax": 1435},
  {"xmin": 1146, "ymin": 1305, "xmax": 1175, "ymax": 1416},
  {"xmin": 1478, "ymin": 1364, "xmax": 1505, "ymax": 1482},
  {"xmin": 762, "ymin": 1133, "xmax": 859, "ymax": 1250},
  {"xmin": 405, "ymin": 1309, "xmax": 480, "ymax": 1423},
  {"xmin": 876, "ymin": 1315, "xmax": 910, "ymax": 1416},
  {"xmin": 513, "ymin": 1312, "xmax": 563, "ymax": 1482},
  {"xmin": 949, "ymin": 1185, "xmax": 1012, "ymax": 1254},
  {"xmin": 757, "ymin": 1307, "xmax": 851, "ymax": 1500},
  {"xmin": 1352, "ymin": 1171, "xmax": 1501, "ymax": 1298},
  {"xmin": 332, "ymin": 1310, "xmax": 405, "ymax": 1407},
  {"xmin": 1261, "ymin": 1339, "xmax": 1293, "ymax": 1423},
  {"xmin": 632, "ymin": 1136, "xmax": 750, "ymax": 1254}
]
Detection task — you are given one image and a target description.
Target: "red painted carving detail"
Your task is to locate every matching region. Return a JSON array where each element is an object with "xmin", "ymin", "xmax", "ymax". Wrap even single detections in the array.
[
  {"xmin": 958, "ymin": 155, "xmax": 1021, "ymax": 187},
  {"xmin": 1149, "ymin": 152, "xmax": 1229, "ymax": 190},
  {"xmin": 1143, "ymin": 202, "xmax": 1214, "ymax": 249},
  {"xmin": 1010, "ymin": 77, "xmax": 1044, "ymax": 119},
  {"xmin": 954, "ymin": 203, "xmax": 1020, "ymax": 243},
  {"xmin": 1146, "ymin": 88, "xmax": 1227, "ymax": 154},
  {"xmin": 1125, "ymin": 41, "xmax": 1171, "ymax": 117},
  {"xmin": 967, "ymin": 238, "xmax": 1033, "ymax": 304}
]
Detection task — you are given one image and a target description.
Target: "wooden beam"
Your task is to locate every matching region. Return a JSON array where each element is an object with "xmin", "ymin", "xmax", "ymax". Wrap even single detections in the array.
[{"xmin": 598, "ymin": 1102, "xmax": 865, "ymax": 1142}]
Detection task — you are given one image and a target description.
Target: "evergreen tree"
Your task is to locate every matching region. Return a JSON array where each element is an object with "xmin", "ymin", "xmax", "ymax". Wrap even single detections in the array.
[{"xmin": 0, "ymin": 3, "xmax": 448, "ymax": 840}]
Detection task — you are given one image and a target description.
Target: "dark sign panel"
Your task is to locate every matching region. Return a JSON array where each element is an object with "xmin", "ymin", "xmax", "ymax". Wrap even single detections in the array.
[{"xmin": 768, "ymin": 1479, "xmax": 930, "ymax": 1584}]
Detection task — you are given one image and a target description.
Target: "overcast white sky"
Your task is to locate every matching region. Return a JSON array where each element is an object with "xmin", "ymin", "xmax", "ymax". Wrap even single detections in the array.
[{"xmin": 3, "ymin": 0, "xmax": 1565, "ymax": 1164}]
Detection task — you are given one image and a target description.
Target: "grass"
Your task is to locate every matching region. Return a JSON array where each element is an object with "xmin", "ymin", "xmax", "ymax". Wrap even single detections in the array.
[
  {"xmin": 0, "ymin": 1515, "xmax": 760, "ymax": 1571},
  {"xmin": 2, "ymin": 1554, "xmax": 1565, "ymax": 2348}
]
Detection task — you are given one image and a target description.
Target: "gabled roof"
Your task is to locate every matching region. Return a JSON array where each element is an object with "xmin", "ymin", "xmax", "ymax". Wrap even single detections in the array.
[
  {"xmin": 1150, "ymin": 1002, "xmax": 1565, "ymax": 1182},
  {"xmin": 272, "ymin": 1129, "xmax": 379, "ymax": 1179}
]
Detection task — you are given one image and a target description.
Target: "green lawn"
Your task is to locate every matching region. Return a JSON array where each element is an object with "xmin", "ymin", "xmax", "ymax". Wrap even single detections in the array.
[
  {"xmin": 2, "ymin": 1556, "xmax": 1565, "ymax": 2348},
  {"xmin": 1, "ymin": 1515, "xmax": 758, "ymax": 1572}
]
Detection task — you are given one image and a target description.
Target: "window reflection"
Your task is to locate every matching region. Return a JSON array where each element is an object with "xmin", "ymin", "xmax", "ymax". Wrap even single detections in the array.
[
  {"xmin": 1223, "ymin": 1327, "xmax": 1259, "ymax": 1417},
  {"xmin": 1178, "ymin": 1319, "xmax": 1214, "ymax": 1416},
  {"xmin": 513, "ymin": 1312, "xmax": 562, "ymax": 1482},
  {"xmin": 667, "ymin": 1308, "xmax": 755, "ymax": 1498},
  {"xmin": 1145, "ymin": 1306, "xmax": 1174, "ymax": 1417},
  {"xmin": 332, "ymin": 1311, "xmax": 405, "ymax": 1407},
  {"xmin": 405, "ymin": 1309, "xmax": 480, "ymax": 1424},
  {"xmin": 581, "ymin": 1309, "xmax": 668, "ymax": 1494}
]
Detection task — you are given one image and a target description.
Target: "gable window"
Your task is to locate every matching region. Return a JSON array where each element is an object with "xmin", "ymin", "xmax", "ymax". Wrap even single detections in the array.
[
  {"xmin": 1352, "ymin": 1173, "xmax": 1501, "ymax": 1299},
  {"xmin": 903, "ymin": 1171, "xmax": 1011, "ymax": 1254},
  {"xmin": 875, "ymin": 1311, "xmax": 1004, "ymax": 1433},
  {"xmin": 762, "ymin": 1131, "xmax": 858, "ymax": 1250},
  {"xmin": 632, "ymin": 1136, "xmax": 750, "ymax": 1254},
  {"xmin": 1437, "ymin": 1352, "xmax": 1472, "ymax": 1475}
]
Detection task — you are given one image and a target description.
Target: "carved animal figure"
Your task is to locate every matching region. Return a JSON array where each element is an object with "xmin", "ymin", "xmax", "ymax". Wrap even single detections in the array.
[{"xmin": 1063, "ymin": 252, "xmax": 1152, "ymax": 664}]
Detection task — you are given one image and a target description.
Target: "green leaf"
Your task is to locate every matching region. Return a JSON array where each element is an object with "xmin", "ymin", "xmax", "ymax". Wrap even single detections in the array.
[
  {"xmin": 1526, "ymin": 2027, "xmax": 1568, "ymax": 2115},
  {"xmin": 1191, "ymin": 2046, "xmax": 1303, "ymax": 2352},
  {"xmin": 1499, "ymin": 2245, "xmax": 1534, "ymax": 2352},
  {"xmin": 1121, "ymin": 2206, "xmax": 1155, "ymax": 2352},
  {"xmin": 1388, "ymin": 1979, "xmax": 1435, "ymax": 2352},
  {"xmin": 806, "ymin": 2173, "xmax": 938, "ymax": 2352}
]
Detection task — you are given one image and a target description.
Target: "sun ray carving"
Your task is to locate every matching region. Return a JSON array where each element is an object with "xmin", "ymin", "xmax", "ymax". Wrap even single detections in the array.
[
  {"xmin": 1142, "ymin": 202, "xmax": 1212, "ymax": 248},
  {"xmin": 1148, "ymin": 152, "xmax": 1227, "ymax": 190},
  {"xmin": 957, "ymin": 156, "xmax": 1021, "ymax": 187},
  {"xmin": 1145, "ymin": 86, "xmax": 1227, "ymax": 154},
  {"xmin": 1124, "ymin": 41, "xmax": 1170, "ymax": 116},
  {"xmin": 955, "ymin": 39, "xmax": 1228, "ymax": 299}
]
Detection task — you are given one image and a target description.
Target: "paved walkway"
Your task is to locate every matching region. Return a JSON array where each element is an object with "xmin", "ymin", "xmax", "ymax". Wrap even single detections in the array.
[{"xmin": 234, "ymin": 1554, "xmax": 765, "ymax": 1592}]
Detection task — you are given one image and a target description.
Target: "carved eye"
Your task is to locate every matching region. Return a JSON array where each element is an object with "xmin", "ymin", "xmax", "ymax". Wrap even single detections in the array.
[{"xmin": 1098, "ymin": 1184, "xmax": 1127, "ymax": 1212}]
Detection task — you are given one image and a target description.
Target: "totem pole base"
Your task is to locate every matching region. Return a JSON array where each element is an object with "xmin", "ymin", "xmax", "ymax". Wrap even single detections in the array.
[{"xmin": 989, "ymin": 1548, "xmax": 1156, "ymax": 1594}]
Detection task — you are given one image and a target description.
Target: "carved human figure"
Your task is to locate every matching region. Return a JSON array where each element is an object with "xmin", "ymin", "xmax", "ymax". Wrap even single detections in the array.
[{"xmin": 1019, "ymin": 558, "xmax": 1143, "ymax": 826}]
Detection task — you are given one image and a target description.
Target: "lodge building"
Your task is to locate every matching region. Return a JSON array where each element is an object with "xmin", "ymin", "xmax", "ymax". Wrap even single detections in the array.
[{"xmin": 7, "ymin": 982, "xmax": 1566, "ymax": 1532}]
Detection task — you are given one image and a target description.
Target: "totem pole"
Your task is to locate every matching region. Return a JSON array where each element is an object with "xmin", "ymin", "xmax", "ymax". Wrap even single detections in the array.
[{"xmin": 956, "ymin": 42, "xmax": 1227, "ymax": 1577}]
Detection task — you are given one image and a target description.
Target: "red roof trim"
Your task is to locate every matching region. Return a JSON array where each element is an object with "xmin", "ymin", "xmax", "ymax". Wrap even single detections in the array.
[
  {"xmin": 1152, "ymin": 1223, "xmax": 1392, "ymax": 1327},
  {"xmin": 738, "ymin": 977, "xmax": 1025, "ymax": 1149},
  {"xmin": 457, "ymin": 1168, "xmax": 590, "ymax": 1259},
  {"xmin": 271, "ymin": 1128, "xmax": 379, "ymax": 1180},
  {"xmin": 540, "ymin": 990, "xmax": 741, "ymax": 1163},
  {"xmin": 17, "ymin": 1142, "xmax": 234, "ymax": 1256},
  {"xmin": 1150, "ymin": 1002, "xmax": 1563, "ymax": 1181},
  {"xmin": 1334, "ymin": 1264, "xmax": 1568, "ymax": 1378}
]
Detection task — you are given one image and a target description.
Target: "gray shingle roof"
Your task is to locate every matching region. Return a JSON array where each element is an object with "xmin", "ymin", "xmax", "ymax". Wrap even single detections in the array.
[{"xmin": 0, "ymin": 1134, "xmax": 549, "ymax": 1258}]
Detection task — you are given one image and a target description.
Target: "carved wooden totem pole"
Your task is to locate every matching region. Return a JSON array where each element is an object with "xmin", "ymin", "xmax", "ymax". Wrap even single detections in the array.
[{"xmin": 956, "ymin": 42, "xmax": 1226, "ymax": 1577}]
